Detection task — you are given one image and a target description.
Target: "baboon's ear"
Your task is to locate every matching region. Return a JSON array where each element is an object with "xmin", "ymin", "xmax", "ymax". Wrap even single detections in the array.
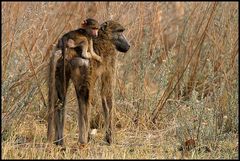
[
  {"xmin": 81, "ymin": 20, "xmax": 87, "ymax": 28},
  {"xmin": 101, "ymin": 22, "xmax": 109, "ymax": 31}
]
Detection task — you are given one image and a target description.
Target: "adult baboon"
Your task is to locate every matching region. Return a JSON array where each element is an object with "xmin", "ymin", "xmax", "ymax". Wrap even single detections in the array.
[
  {"xmin": 47, "ymin": 20, "xmax": 130, "ymax": 146},
  {"xmin": 47, "ymin": 18, "xmax": 101, "ymax": 145}
]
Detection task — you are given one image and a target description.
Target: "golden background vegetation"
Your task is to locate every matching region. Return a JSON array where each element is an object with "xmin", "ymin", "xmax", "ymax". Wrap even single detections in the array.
[{"xmin": 1, "ymin": 2, "xmax": 238, "ymax": 159}]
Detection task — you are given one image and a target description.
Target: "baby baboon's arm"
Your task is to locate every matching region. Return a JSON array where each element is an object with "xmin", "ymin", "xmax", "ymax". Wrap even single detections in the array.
[
  {"xmin": 67, "ymin": 36, "xmax": 92, "ymax": 59},
  {"xmin": 68, "ymin": 37, "xmax": 102, "ymax": 63},
  {"xmin": 88, "ymin": 39, "xmax": 102, "ymax": 62}
]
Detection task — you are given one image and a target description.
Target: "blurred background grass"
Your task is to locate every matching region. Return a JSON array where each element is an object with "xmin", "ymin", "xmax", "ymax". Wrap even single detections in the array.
[{"xmin": 1, "ymin": 2, "xmax": 238, "ymax": 159}]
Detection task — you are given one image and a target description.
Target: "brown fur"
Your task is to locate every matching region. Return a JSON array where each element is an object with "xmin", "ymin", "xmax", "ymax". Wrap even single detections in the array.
[
  {"xmin": 47, "ymin": 20, "xmax": 130, "ymax": 146},
  {"xmin": 66, "ymin": 34, "xmax": 102, "ymax": 62}
]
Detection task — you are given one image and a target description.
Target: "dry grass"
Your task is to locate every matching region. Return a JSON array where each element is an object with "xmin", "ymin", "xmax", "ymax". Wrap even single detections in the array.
[{"xmin": 1, "ymin": 2, "xmax": 238, "ymax": 159}]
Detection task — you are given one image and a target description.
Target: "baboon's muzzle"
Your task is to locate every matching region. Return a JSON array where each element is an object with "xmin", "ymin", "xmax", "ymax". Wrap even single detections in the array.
[{"xmin": 115, "ymin": 34, "xmax": 130, "ymax": 53}]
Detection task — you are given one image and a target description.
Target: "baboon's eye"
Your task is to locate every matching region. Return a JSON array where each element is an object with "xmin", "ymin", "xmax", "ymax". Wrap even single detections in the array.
[{"xmin": 116, "ymin": 29, "xmax": 124, "ymax": 32}]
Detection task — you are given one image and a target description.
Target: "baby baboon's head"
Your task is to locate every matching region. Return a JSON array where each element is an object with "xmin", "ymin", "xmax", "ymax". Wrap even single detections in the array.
[{"xmin": 82, "ymin": 18, "xmax": 100, "ymax": 37}]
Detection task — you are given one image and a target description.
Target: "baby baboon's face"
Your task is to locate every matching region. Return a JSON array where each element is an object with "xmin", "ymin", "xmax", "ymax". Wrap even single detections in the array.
[{"xmin": 82, "ymin": 18, "xmax": 100, "ymax": 37}]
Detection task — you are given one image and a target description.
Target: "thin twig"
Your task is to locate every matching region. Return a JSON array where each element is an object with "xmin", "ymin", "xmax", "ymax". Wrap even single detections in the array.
[
  {"xmin": 152, "ymin": 2, "xmax": 218, "ymax": 123},
  {"xmin": 22, "ymin": 41, "xmax": 47, "ymax": 108}
]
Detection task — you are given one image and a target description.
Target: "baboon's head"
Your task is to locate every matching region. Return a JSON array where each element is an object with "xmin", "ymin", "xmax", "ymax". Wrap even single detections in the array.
[{"xmin": 100, "ymin": 20, "xmax": 130, "ymax": 53}]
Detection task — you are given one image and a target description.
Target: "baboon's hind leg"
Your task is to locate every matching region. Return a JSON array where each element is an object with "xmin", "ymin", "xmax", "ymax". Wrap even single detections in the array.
[
  {"xmin": 71, "ymin": 65, "xmax": 91, "ymax": 145},
  {"xmin": 47, "ymin": 47, "xmax": 61, "ymax": 142},
  {"xmin": 53, "ymin": 61, "xmax": 71, "ymax": 146}
]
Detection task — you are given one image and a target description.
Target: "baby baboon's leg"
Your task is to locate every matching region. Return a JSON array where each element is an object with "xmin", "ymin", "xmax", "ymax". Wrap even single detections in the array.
[
  {"xmin": 67, "ymin": 37, "xmax": 91, "ymax": 59},
  {"xmin": 53, "ymin": 61, "xmax": 71, "ymax": 146},
  {"xmin": 89, "ymin": 39, "xmax": 102, "ymax": 62},
  {"xmin": 101, "ymin": 72, "xmax": 113, "ymax": 144},
  {"xmin": 68, "ymin": 38, "xmax": 102, "ymax": 62},
  {"xmin": 77, "ymin": 37, "xmax": 92, "ymax": 59},
  {"xmin": 70, "ymin": 57, "xmax": 89, "ymax": 68}
]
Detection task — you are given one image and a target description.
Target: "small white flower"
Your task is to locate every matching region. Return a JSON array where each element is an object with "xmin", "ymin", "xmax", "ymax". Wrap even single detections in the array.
[{"xmin": 90, "ymin": 129, "xmax": 97, "ymax": 135}]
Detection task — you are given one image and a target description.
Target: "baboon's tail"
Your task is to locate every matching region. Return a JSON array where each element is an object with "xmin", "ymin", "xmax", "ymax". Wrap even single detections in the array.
[
  {"xmin": 61, "ymin": 39, "xmax": 66, "ymax": 102},
  {"xmin": 47, "ymin": 45, "xmax": 60, "ymax": 142}
]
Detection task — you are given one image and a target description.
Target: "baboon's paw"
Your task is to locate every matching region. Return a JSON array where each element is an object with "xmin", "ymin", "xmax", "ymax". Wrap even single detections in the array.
[
  {"xmin": 77, "ymin": 143, "xmax": 88, "ymax": 150},
  {"xmin": 90, "ymin": 129, "xmax": 98, "ymax": 135},
  {"xmin": 100, "ymin": 140, "xmax": 111, "ymax": 146},
  {"xmin": 59, "ymin": 146, "xmax": 67, "ymax": 152},
  {"xmin": 96, "ymin": 56, "xmax": 103, "ymax": 63},
  {"xmin": 55, "ymin": 50, "xmax": 62, "ymax": 56}
]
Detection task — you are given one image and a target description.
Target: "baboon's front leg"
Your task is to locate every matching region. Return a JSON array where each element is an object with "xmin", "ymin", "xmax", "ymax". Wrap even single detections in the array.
[
  {"xmin": 53, "ymin": 60, "xmax": 71, "ymax": 146},
  {"xmin": 101, "ymin": 73, "xmax": 113, "ymax": 144}
]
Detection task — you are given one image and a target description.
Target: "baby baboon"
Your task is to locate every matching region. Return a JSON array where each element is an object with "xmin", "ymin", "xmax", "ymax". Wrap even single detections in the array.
[
  {"xmin": 47, "ymin": 20, "xmax": 130, "ymax": 146},
  {"xmin": 56, "ymin": 18, "xmax": 102, "ymax": 62}
]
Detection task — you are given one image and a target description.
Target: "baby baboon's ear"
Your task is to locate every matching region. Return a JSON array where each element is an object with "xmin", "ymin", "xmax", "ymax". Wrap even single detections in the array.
[{"xmin": 81, "ymin": 20, "xmax": 88, "ymax": 28}]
